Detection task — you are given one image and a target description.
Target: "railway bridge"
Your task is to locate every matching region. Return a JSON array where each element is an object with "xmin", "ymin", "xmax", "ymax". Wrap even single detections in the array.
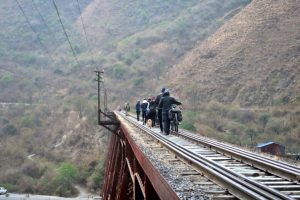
[{"xmin": 99, "ymin": 111, "xmax": 300, "ymax": 200}]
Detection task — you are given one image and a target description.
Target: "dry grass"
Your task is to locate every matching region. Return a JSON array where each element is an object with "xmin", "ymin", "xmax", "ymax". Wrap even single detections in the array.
[{"xmin": 170, "ymin": 0, "xmax": 300, "ymax": 107}]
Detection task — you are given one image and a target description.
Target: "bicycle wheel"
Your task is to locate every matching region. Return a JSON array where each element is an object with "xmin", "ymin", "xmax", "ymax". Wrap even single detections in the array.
[{"xmin": 174, "ymin": 115, "xmax": 178, "ymax": 132}]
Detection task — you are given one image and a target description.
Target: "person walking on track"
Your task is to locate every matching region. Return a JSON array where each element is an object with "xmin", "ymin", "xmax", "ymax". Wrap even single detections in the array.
[
  {"xmin": 155, "ymin": 88, "xmax": 166, "ymax": 133},
  {"xmin": 158, "ymin": 90, "xmax": 181, "ymax": 135},
  {"xmin": 141, "ymin": 98, "xmax": 148, "ymax": 125},
  {"xmin": 124, "ymin": 102, "xmax": 130, "ymax": 116},
  {"xmin": 135, "ymin": 100, "xmax": 141, "ymax": 121}
]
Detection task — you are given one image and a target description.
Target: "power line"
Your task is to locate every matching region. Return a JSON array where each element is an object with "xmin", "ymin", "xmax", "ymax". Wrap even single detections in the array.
[
  {"xmin": 15, "ymin": 0, "xmax": 54, "ymax": 63},
  {"xmin": 30, "ymin": 0, "xmax": 58, "ymax": 44},
  {"xmin": 75, "ymin": 0, "xmax": 95, "ymax": 62},
  {"xmin": 52, "ymin": 0, "xmax": 80, "ymax": 66}
]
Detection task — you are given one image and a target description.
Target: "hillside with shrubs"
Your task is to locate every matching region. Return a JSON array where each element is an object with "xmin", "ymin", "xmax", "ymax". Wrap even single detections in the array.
[
  {"xmin": 0, "ymin": 0, "xmax": 252, "ymax": 195},
  {"xmin": 1, "ymin": 0, "xmax": 299, "ymax": 196},
  {"xmin": 172, "ymin": 0, "xmax": 300, "ymax": 152}
]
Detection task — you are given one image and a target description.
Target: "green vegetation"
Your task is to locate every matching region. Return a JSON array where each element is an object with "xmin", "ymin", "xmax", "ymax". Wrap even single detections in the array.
[
  {"xmin": 54, "ymin": 68, "xmax": 64, "ymax": 75},
  {"xmin": 258, "ymin": 113, "xmax": 270, "ymax": 131},
  {"xmin": 86, "ymin": 160, "xmax": 105, "ymax": 191},
  {"xmin": 183, "ymin": 103, "xmax": 300, "ymax": 152},
  {"xmin": 112, "ymin": 64, "xmax": 127, "ymax": 79},
  {"xmin": 133, "ymin": 77, "xmax": 144, "ymax": 87},
  {"xmin": 90, "ymin": 95, "xmax": 98, "ymax": 101},
  {"xmin": 53, "ymin": 163, "xmax": 79, "ymax": 196},
  {"xmin": 1, "ymin": 73, "xmax": 13, "ymax": 82},
  {"xmin": 57, "ymin": 163, "xmax": 78, "ymax": 184},
  {"xmin": 180, "ymin": 122, "xmax": 196, "ymax": 132},
  {"xmin": 0, "ymin": 183, "xmax": 18, "ymax": 193},
  {"xmin": 21, "ymin": 115, "xmax": 35, "ymax": 128},
  {"xmin": 0, "ymin": 103, "xmax": 106, "ymax": 196},
  {"xmin": 0, "ymin": 124, "xmax": 18, "ymax": 136}
]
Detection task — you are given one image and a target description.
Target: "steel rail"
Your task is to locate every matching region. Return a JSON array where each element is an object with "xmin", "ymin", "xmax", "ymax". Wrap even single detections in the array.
[
  {"xmin": 121, "ymin": 113, "xmax": 293, "ymax": 200},
  {"xmin": 177, "ymin": 130, "xmax": 300, "ymax": 182},
  {"xmin": 126, "ymin": 112, "xmax": 300, "ymax": 178},
  {"xmin": 180, "ymin": 129, "xmax": 300, "ymax": 173}
]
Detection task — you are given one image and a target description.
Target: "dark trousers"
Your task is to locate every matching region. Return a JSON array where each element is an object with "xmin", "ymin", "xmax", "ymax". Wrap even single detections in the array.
[
  {"xmin": 142, "ymin": 111, "xmax": 147, "ymax": 124},
  {"xmin": 148, "ymin": 110, "xmax": 156, "ymax": 126},
  {"xmin": 152, "ymin": 112, "xmax": 156, "ymax": 126},
  {"xmin": 162, "ymin": 111, "xmax": 170, "ymax": 134},
  {"xmin": 158, "ymin": 109, "xmax": 163, "ymax": 132},
  {"xmin": 136, "ymin": 111, "xmax": 140, "ymax": 121}
]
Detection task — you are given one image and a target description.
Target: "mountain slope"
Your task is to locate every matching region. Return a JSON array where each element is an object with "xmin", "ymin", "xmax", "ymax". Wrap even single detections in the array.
[
  {"xmin": 76, "ymin": 0, "xmax": 252, "ymax": 101},
  {"xmin": 171, "ymin": 0, "xmax": 300, "ymax": 106},
  {"xmin": 1, "ymin": 0, "xmax": 252, "ymax": 104},
  {"xmin": 1, "ymin": 0, "xmax": 267, "ymax": 195}
]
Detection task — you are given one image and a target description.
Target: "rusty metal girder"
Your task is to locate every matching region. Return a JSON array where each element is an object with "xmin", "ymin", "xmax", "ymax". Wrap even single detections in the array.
[{"xmin": 101, "ymin": 114, "xmax": 179, "ymax": 200}]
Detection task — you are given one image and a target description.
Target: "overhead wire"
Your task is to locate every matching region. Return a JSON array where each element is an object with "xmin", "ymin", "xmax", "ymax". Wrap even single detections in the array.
[
  {"xmin": 52, "ymin": 0, "xmax": 80, "ymax": 66},
  {"xmin": 30, "ymin": 0, "xmax": 58, "ymax": 45},
  {"xmin": 15, "ymin": 0, "xmax": 54, "ymax": 63},
  {"xmin": 75, "ymin": 0, "xmax": 96, "ymax": 64}
]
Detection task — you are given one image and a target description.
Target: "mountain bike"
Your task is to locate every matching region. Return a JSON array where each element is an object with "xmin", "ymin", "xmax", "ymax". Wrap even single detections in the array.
[{"xmin": 170, "ymin": 105, "xmax": 182, "ymax": 133}]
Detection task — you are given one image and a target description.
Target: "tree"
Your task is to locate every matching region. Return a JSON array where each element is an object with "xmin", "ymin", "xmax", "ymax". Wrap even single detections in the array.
[
  {"xmin": 21, "ymin": 115, "xmax": 35, "ymax": 128},
  {"xmin": 0, "ymin": 124, "xmax": 18, "ymax": 136},
  {"xmin": 245, "ymin": 127, "xmax": 258, "ymax": 147},
  {"xmin": 0, "ymin": 73, "xmax": 13, "ymax": 87},
  {"xmin": 54, "ymin": 68, "xmax": 64, "ymax": 75},
  {"xmin": 1, "ymin": 73, "xmax": 13, "ymax": 82},
  {"xmin": 133, "ymin": 77, "xmax": 144, "ymax": 87},
  {"xmin": 258, "ymin": 113, "xmax": 270, "ymax": 132},
  {"xmin": 54, "ymin": 163, "xmax": 79, "ymax": 196},
  {"xmin": 112, "ymin": 64, "xmax": 127, "ymax": 79},
  {"xmin": 240, "ymin": 111, "xmax": 255, "ymax": 123},
  {"xmin": 87, "ymin": 160, "xmax": 105, "ymax": 191},
  {"xmin": 74, "ymin": 97, "xmax": 85, "ymax": 118},
  {"xmin": 266, "ymin": 119, "xmax": 285, "ymax": 135},
  {"xmin": 57, "ymin": 163, "xmax": 78, "ymax": 184}
]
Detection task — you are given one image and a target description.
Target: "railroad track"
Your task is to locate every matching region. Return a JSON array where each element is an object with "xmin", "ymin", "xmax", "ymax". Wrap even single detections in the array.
[{"xmin": 120, "ymin": 112, "xmax": 300, "ymax": 200}]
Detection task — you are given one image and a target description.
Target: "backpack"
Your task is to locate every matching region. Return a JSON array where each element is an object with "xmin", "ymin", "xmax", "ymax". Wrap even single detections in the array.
[
  {"xmin": 168, "ymin": 110, "xmax": 174, "ymax": 120},
  {"xmin": 149, "ymin": 103, "xmax": 155, "ymax": 112},
  {"xmin": 177, "ymin": 110, "xmax": 183, "ymax": 122},
  {"xmin": 168, "ymin": 109, "xmax": 183, "ymax": 122}
]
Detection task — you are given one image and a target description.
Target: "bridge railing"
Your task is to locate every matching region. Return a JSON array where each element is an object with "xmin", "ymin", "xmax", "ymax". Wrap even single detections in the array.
[{"xmin": 101, "ymin": 112, "xmax": 179, "ymax": 200}]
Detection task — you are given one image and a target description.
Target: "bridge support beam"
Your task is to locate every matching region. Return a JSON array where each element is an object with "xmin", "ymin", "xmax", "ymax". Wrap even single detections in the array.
[{"xmin": 101, "ymin": 113, "xmax": 179, "ymax": 200}]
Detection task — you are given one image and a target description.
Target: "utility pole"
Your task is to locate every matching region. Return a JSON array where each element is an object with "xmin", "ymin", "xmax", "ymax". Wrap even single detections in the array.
[
  {"xmin": 104, "ymin": 88, "xmax": 108, "ymax": 112},
  {"xmin": 95, "ymin": 70, "xmax": 104, "ymax": 125},
  {"xmin": 94, "ymin": 70, "xmax": 120, "ymax": 136}
]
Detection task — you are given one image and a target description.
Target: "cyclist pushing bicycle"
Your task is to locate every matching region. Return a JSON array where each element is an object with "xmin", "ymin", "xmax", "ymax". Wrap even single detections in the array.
[{"xmin": 158, "ymin": 90, "xmax": 182, "ymax": 135}]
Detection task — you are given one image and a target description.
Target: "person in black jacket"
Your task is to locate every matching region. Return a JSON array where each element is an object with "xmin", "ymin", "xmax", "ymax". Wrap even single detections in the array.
[
  {"xmin": 154, "ymin": 88, "xmax": 166, "ymax": 132},
  {"xmin": 146, "ymin": 97, "xmax": 156, "ymax": 127},
  {"xmin": 158, "ymin": 90, "xmax": 181, "ymax": 135},
  {"xmin": 135, "ymin": 100, "xmax": 141, "ymax": 121}
]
